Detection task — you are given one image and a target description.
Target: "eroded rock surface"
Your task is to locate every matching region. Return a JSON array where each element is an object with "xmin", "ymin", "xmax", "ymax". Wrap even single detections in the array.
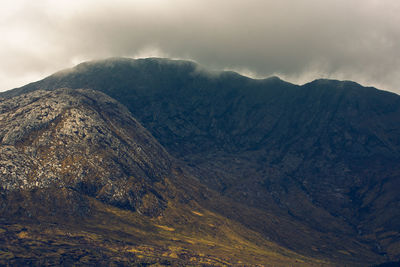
[{"xmin": 0, "ymin": 89, "xmax": 171, "ymax": 216}]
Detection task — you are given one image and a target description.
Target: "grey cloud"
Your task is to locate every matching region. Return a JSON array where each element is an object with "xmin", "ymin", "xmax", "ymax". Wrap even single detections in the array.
[{"xmin": 1, "ymin": 0, "xmax": 399, "ymax": 93}]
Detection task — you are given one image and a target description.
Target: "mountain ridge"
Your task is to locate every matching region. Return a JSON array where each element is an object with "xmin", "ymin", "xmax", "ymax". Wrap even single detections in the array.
[
  {"xmin": 6, "ymin": 57, "xmax": 394, "ymax": 98},
  {"xmin": 1, "ymin": 57, "xmax": 400, "ymax": 265}
]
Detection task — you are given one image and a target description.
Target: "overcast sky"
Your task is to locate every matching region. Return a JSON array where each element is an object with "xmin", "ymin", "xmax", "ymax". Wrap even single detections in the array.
[{"xmin": 1, "ymin": 0, "xmax": 399, "ymax": 93}]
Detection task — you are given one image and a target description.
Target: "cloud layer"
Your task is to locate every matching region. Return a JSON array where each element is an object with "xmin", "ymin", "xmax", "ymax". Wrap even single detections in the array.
[{"xmin": 1, "ymin": 0, "xmax": 399, "ymax": 93}]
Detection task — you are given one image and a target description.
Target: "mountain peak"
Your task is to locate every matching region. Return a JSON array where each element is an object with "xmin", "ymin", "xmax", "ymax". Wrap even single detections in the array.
[{"xmin": 1, "ymin": 58, "xmax": 400, "ymax": 265}]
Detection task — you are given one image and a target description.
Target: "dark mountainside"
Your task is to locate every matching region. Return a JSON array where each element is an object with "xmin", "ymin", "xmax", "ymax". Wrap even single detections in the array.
[
  {"xmin": 2, "ymin": 57, "xmax": 400, "ymax": 265},
  {"xmin": 0, "ymin": 89, "xmax": 326, "ymax": 266}
]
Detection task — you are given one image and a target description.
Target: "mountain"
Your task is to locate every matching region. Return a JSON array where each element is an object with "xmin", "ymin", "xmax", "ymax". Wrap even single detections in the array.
[
  {"xmin": 2, "ymin": 57, "xmax": 400, "ymax": 265},
  {"xmin": 0, "ymin": 88, "xmax": 331, "ymax": 266},
  {"xmin": 0, "ymin": 88, "xmax": 174, "ymax": 215}
]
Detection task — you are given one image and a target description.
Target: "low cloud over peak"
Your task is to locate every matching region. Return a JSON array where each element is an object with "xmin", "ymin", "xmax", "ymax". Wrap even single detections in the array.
[{"xmin": 1, "ymin": 0, "xmax": 399, "ymax": 93}]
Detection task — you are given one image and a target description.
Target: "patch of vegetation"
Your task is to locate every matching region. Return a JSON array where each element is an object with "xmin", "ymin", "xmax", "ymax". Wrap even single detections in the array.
[{"xmin": 0, "ymin": 194, "xmax": 330, "ymax": 266}]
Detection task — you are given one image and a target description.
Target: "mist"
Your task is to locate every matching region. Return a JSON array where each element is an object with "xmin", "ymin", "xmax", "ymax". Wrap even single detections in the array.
[{"xmin": 1, "ymin": 0, "xmax": 399, "ymax": 93}]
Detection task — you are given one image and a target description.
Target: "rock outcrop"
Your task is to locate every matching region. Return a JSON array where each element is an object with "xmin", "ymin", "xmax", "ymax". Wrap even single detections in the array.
[{"xmin": 0, "ymin": 88, "xmax": 171, "ymax": 216}]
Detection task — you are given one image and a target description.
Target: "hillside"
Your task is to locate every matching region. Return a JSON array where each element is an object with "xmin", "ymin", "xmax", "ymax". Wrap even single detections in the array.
[
  {"xmin": 2, "ymin": 57, "xmax": 400, "ymax": 265},
  {"xmin": 0, "ymin": 88, "xmax": 336, "ymax": 266}
]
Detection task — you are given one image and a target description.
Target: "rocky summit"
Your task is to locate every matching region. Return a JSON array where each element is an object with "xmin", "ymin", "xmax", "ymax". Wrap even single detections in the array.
[{"xmin": 1, "ymin": 57, "xmax": 400, "ymax": 266}]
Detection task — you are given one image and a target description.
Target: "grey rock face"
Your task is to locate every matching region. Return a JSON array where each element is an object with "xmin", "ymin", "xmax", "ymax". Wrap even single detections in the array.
[{"xmin": 0, "ymin": 89, "xmax": 171, "ymax": 215}]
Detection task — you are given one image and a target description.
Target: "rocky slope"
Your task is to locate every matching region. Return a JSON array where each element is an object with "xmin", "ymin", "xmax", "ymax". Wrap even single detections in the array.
[
  {"xmin": 2, "ymin": 57, "xmax": 400, "ymax": 265},
  {"xmin": 0, "ymin": 88, "xmax": 173, "ymax": 216},
  {"xmin": 1, "ymin": 88, "xmax": 336, "ymax": 266}
]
